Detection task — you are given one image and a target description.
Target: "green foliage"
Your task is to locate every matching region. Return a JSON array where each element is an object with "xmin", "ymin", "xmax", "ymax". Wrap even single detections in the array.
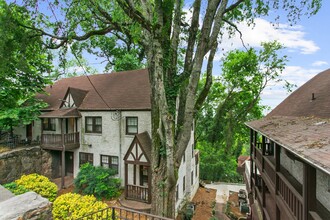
[
  {"xmin": 197, "ymin": 42, "xmax": 288, "ymax": 182},
  {"xmin": 14, "ymin": 173, "xmax": 58, "ymax": 202},
  {"xmin": 3, "ymin": 182, "xmax": 29, "ymax": 195},
  {"xmin": 52, "ymin": 193, "xmax": 109, "ymax": 220},
  {"xmin": 74, "ymin": 163, "xmax": 121, "ymax": 199},
  {"xmin": 197, "ymin": 141, "xmax": 242, "ymax": 182},
  {"xmin": 0, "ymin": 1, "xmax": 52, "ymax": 131}
]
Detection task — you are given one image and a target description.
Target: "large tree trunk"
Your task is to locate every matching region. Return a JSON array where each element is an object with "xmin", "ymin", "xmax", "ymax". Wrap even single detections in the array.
[{"xmin": 147, "ymin": 35, "xmax": 177, "ymax": 218}]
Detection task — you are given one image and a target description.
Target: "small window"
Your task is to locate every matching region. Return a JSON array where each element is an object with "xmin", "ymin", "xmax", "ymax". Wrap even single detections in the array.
[
  {"xmin": 126, "ymin": 117, "xmax": 138, "ymax": 135},
  {"xmin": 183, "ymin": 176, "xmax": 186, "ymax": 193},
  {"xmin": 192, "ymin": 143, "xmax": 194, "ymax": 158},
  {"xmin": 85, "ymin": 117, "xmax": 102, "ymax": 133},
  {"xmin": 176, "ymin": 185, "xmax": 179, "ymax": 201},
  {"xmin": 100, "ymin": 155, "xmax": 119, "ymax": 174},
  {"xmin": 79, "ymin": 152, "xmax": 93, "ymax": 166},
  {"xmin": 191, "ymin": 171, "xmax": 194, "ymax": 185},
  {"xmin": 43, "ymin": 118, "xmax": 56, "ymax": 131},
  {"xmin": 183, "ymin": 153, "xmax": 185, "ymax": 163}
]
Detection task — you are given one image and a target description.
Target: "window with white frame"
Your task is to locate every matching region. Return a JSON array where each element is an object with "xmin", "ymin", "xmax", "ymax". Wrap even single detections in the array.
[
  {"xmin": 100, "ymin": 155, "xmax": 119, "ymax": 174},
  {"xmin": 126, "ymin": 117, "xmax": 138, "ymax": 135}
]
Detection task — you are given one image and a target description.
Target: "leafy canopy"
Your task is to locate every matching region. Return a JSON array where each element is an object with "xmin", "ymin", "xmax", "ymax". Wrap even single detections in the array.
[{"xmin": 0, "ymin": 1, "xmax": 52, "ymax": 130}]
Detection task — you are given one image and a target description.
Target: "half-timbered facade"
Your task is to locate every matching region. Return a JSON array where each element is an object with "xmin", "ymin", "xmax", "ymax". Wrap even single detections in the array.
[
  {"xmin": 245, "ymin": 69, "xmax": 330, "ymax": 220},
  {"xmin": 13, "ymin": 69, "xmax": 199, "ymax": 212}
]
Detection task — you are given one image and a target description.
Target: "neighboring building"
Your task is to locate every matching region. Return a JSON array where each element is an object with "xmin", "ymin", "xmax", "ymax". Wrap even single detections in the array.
[
  {"xmin": 245, "ymin": 69, "xmax": 330, "ymax": 220},
  {"xmin": 13, "ymin": 69, "xmax": 199, "ymax": 212}
]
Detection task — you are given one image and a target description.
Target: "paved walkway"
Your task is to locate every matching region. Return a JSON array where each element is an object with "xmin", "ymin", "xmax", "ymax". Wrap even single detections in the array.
[{"xmin": 206, "ymin": 182, "xmax": 246, "ymax": 220}]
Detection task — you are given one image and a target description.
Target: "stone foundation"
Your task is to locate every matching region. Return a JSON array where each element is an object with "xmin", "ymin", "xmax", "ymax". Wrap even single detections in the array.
[{"xmin": 0, "ymin": 146, "xmax": 52, "ymax": 184}]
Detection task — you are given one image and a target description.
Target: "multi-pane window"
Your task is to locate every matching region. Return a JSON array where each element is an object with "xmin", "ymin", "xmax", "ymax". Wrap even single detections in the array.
[
  {"xmin": 85, "ymin": 117, "xmax": 102, "ymax": 133},
  {"xmin": 79, "ymin": 152, "xmax": 93, "ymax": 166},
  {"xmin": 100, "ymin": 155, "xmax": 119, "ymax": 174},
  {"xmin": 43, "ymin": 118, "xmax": 56, "ymax": 131},
  {"xmin": 126, "ymin": 117, "xmax": 138, "ymax": 135}
]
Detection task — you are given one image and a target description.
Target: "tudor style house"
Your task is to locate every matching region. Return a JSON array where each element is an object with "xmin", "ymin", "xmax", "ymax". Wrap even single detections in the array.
[
  {"xmin": 13, "ymin": 69, "xmax": 199, "ymax": 213},
  {"xmin": 245, "ymin": 69, "xmax": 330, "ymax": 220}
]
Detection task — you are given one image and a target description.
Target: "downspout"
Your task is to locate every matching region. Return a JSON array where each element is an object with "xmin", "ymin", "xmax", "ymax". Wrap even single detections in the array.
[
  {"xmin": 61, "ymin": 118, "xmax": 66, "ymax": 189},
  {"xmin": 119, "ymin": 111, "xmax": 122, "ymax": 178}
]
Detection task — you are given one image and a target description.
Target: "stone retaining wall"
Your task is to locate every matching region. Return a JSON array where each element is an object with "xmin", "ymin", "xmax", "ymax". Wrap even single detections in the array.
[{"xmin": 0, "ymin": 146, "xmax": 52, "ymax": 184}]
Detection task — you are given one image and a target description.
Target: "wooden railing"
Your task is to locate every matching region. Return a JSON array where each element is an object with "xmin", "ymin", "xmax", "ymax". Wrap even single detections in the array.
[
  {"xmin": 255, "ymin": 148, "xmax": 263, "ymax": 168},
  {"xmin": 278, "ymin": 172, "xmax": 303, "ymax": 219},
  {"xmin": 41, "ymin": 132, "xmax": 79, "ymax": 149},
  {"xmin": 77, "ymin": 206, "xmax": 173, "ymax": 220},
  {"xmin": 126, "ymin": 184, "xmax": 149, "ymax": 203},
  {"xmin": 264, "ymin": 157, "xmax": 276, "ymax": 186}
]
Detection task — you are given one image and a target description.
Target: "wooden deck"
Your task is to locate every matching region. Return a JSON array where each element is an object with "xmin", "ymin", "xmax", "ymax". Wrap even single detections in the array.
[{"xmin": 41, "ymin": 132, "xmax": 80, "ymax": 150}]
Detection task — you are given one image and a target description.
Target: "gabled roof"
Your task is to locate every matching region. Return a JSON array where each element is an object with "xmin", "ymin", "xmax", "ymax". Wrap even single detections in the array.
[
  {"xmin": 60, "ymin": 87, "xmax": 89, "ymax": 108},
  {"xmin": 124, "ymin": 131, "xmax": 152, "ymax": 164},
  {"xmin": 37, "ymin": 69, "xmax": 151, "ymax": 111},
  {"xmin": 246, "ymin": 69, "xmax": 330, "ymax": 175},
  {"xmin": 39, "ymin": 108, "xmax": 81, "ymax": 118},
  {"xmin": 267, "ymin": 69, "xmax": 330, "ymax": 118}
]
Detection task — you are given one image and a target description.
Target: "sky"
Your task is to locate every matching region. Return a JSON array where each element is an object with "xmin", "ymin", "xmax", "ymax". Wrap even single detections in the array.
[
  {"xmin": 210, "ymin": 1, "xmax": 330, "ymax": 112},
  {"xmin": 31, "ymin": 0, "xmax": 330, "ymax": 113}
]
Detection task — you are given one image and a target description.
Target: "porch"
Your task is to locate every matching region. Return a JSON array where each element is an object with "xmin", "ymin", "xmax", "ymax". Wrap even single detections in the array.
[
  {"xmin": 40, "ymin": 132, "xmax": 80, "ymax": 150},
  {"xmin": 124, "ymin": 132, "xmax": 152, "ymax": 204}
]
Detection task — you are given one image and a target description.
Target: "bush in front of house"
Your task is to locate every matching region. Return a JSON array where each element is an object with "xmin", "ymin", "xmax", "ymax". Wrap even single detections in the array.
[
  {"xmin": 74, "ymin": 163, "xmax": 121, "ymax": 199},
  {"xmin": 52, "ymin": 193, "xmax": 109, "ymax": 220},
  {"xmin": 3, "ymin": 182, "xmax": 29, "ymax": 195},
  {"xmin": 14, "ymin": 173, "xmax": 58, "ymax": 202}
]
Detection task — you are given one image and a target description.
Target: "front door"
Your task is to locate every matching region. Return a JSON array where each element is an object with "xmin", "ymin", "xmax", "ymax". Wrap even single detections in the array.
[
  {"xmin": 65, "ymin": 152, "xmax": 74, "ymax": 176},
  {"xmin": 26, "ymin": 124, "xmax": 32, "ymax": 142}
]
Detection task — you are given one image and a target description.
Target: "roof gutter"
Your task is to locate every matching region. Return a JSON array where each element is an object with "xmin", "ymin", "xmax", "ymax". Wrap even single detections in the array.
[{"xmin": 245, "ymin": 122, "xmax": 330, "ymax": 176}]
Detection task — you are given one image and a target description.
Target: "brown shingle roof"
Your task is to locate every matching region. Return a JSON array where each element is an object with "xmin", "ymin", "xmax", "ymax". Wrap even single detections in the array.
[
  {"xmin": 267, "ymin": 69, "xmax": 330, "ymax": 118},
  {"xmin": 39, "ymin": 108, "xmax": 81, "ymax": 118},
  {"xmin": 246, "ymin": 116, "xmax": 330, "ymax": 174},
  {"xmin": 246, "ymin": 69, "xmax": 330, "ymax": 174},
  {"xmin": 38, "ymin": 69, "xmax": 151, "ymax": 111}
]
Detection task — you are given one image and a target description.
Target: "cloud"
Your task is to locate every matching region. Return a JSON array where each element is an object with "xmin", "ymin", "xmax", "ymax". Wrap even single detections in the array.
[
  {"xmin": 261, "ymin": 66, "xmax": 322, "ymax": 110},
  {"xmin": 216, "ymin": 18, "xmax": 319, "ymax": 60},
  {"xmin": 312, "ymin": 61, "xmax": 328, "ymax": 67}
]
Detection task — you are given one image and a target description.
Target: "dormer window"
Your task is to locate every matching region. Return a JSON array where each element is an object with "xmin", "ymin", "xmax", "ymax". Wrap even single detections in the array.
[{"xmin": 61, "ymin": 93, "xmax": 75, "ymax": 108}]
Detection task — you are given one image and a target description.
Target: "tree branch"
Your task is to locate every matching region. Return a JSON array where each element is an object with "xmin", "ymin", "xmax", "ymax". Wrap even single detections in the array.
[
  {"xmin": 116, "ymin": 0, "xmax": 152, "ymax": 32},
  {"xmin": 223, "ymin": 18, "xmax": 248, "ymax": 50},
  {"xmin": 194, "ymin": 42, "xmax": 218, "ymax": 111}
]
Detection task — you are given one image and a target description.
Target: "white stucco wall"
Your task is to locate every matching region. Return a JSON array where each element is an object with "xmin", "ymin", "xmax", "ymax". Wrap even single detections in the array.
[
  {"xmin": 175, "ymin": 125, "xmax": 199, "ymax": 214},
  {"xmin": 280, "ymin": 148, "xmax": 330, "ymax": 212},
  {"xmin": 73, "ymin": 110, "xmax": 151, "ymax": 185},
  {"xmin": 280, "ymin": 149, "xmax": 303, "ymax": 184},
  {"xmin": 12, "ymin": 119, "xmax": 42, "ymax": 142},
  {"xmin": 316, "ymin": 170, "xmax": 330, "ymax": 212}
]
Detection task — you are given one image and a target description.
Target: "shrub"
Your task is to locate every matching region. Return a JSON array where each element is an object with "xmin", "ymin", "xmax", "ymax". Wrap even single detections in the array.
[
  {"xmin": 3, "ymin": 182, "xmax": 29, "ymax": 195},
  {"xmin": 74, "ymin": 163, "xmax": 121, "ymax": 199},
  {"xmin": 15, "ymin": 173, "xmax": 58, "ymax": 202},
  {"xmin": 52, "ymin": 193, "xmax": 109, "ymax": 220}
]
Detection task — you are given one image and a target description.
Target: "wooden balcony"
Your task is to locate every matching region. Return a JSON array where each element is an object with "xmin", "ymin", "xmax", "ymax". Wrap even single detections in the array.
[
  {"xmin": 126, "ymin": 184, "xmax": 150, "ymax": 203},
  {"xmin": 278, "ymin": 172, "xmax": 303, "ymax": 219},
  {"xmin": 41, "ymin": 132, "xmax": 80, "ymax": 150}
]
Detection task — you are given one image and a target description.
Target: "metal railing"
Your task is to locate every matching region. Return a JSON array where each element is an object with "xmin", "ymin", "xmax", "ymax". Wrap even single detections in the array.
[{"xmin": 77, "ymin": 206, "xmax": 173, "ymax": 220}]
